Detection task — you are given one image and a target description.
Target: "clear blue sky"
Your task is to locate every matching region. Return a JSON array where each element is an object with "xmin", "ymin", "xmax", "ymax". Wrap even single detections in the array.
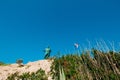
[{"xmin": 0, "ymin": 0, "xmax": 120, "ymax": 63}]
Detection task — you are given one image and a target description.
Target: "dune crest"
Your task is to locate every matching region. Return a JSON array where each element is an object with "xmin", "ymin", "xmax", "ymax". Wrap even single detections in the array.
[{"xmin": 0, "ymin": 60, "xmax": 52, "ymax": 80}]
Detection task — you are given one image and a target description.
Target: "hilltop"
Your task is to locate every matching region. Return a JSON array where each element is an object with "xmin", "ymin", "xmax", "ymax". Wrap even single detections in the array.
[
  {"xmin": 0, "ymin": 49, "xmax": 120, "ymax": 80},
  {"xmin": 0, "ymin": 60, "xmax": 52, "ymax": 80}
]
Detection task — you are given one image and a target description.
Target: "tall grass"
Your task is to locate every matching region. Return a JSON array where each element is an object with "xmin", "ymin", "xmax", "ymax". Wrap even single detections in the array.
[{"xmin": 51, "ymin": 40, "xmax": 120, "ymax": 80}]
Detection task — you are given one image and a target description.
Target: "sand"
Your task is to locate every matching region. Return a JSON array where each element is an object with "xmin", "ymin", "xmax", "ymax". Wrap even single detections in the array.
[{"xmin": 0, "ymin": 60, "xmax": 53, "ymax": 80}]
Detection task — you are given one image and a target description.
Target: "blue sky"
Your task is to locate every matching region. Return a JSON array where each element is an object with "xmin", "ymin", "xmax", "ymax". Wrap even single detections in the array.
[{"xmin": 0, "ymin": 0, "xmax": 120, "ymax": 63}]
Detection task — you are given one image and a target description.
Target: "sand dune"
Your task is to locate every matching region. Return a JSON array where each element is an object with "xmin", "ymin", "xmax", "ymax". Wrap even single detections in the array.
[{"xmin": 0, "ymin": 60, "xmax": 52, "ymax": 80}]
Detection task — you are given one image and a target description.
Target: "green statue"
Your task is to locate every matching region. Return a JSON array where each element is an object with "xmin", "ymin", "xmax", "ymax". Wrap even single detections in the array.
[{"xmin": 44, "ymin": 46, "xmax": 51, "ymax": 59}]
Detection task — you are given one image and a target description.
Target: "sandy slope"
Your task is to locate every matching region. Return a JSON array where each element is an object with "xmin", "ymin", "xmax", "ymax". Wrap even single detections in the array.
[{"xmin": 0, "ymin": 60, "xmax": 53, "ymax": 80}]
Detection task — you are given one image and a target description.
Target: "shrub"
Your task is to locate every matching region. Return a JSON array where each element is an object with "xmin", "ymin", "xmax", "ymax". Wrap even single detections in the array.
[
  {"xmin": 7, "ymin": 68, "xmax": 48, "ymax": 80},
  {"xmin": 0, "ymin": 61, "xmax": 5, "ymax": 66},
  {"xmin": 0, "ymin": 61, "xmax": 8, "ymax": 66},
  {"xmin": 16, "ymin": 59, "xmax": 24, "ymax": 67}
]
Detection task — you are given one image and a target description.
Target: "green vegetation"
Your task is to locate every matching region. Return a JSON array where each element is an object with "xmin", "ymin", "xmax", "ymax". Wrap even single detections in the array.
[
  {"xmin": 6, "ymin": 49, "xmax": 120, "ymax": 80},
  {"xmin": 59, "ymin": 65, "xmax": 66, "ymax": 80},
  {"xmin": 5, "ymin": 41, "xmax": 120, "ymax": 80},
  {"xmin": 0, "ymin": 61, "xmax": 9, "ymax": 66},
  {"xmin": 7, "ymin": 68, "xmax": 48, "ymax": 80},
  {"xmin": 51, "ymin": 50, "xmax": 120, "ymax": 80},
  {"xmin": 0, "ymin": 61, "xmax": 5, "ymax": 65},
  {"xmin": 16, "ymin": 59, "xmax": 24, "ymax": 67}
]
